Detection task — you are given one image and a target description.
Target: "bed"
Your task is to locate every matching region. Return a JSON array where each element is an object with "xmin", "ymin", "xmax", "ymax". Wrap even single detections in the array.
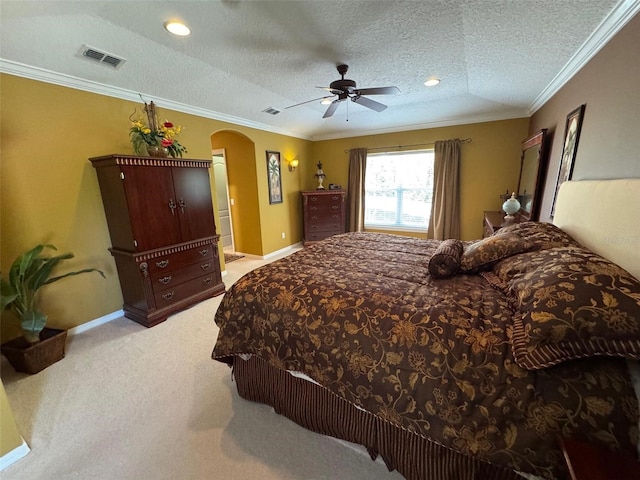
[{"xmin": 211, "ymin": 179, "xmax": 640, "ymax": 480}]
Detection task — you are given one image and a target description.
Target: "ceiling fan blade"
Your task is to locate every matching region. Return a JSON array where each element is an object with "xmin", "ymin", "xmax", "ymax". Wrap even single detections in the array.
[
  {"xmin": 316, "ymin": 86, "xmax": 345, "ymax": 94},
  {"xmin": 285, "ymin": 96, "xmax": 334, "ymax": 109},
  {"xmin": 352, "ymin": 95, "xmax": 387, "ymax": 112},
  {"xmin": 322, "ymin": 100, "xmax": 341, "ymax": 118},
  {"xmin": 355, "ymin": 86, "xmax": 400, "ymax": 96}
]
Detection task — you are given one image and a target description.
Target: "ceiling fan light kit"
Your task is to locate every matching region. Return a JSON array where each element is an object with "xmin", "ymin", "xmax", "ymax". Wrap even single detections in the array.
[{"xmin": 286, "ymin": 64, "xmax": 400, "ymax": 119}]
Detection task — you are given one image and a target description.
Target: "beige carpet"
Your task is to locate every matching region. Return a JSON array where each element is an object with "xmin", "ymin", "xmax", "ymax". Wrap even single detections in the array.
[{"xmin": 1, "ymin": 250, "xmax": 403, "ymax": 480}]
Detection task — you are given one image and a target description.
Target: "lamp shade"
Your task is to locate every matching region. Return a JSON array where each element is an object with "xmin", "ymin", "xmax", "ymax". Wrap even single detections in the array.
[{"xmin": 502, "ymin": 193, "xmax": 521, "ymax": 218}]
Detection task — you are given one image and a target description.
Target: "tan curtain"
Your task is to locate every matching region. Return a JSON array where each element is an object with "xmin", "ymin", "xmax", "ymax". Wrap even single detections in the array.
[
  {"xmin": 428, "ymin": 139, "xmax": 461, "ymax": 240},
  {"xmin": 346, "ymin": 148, "xmax": 367, "ymax": 232}
]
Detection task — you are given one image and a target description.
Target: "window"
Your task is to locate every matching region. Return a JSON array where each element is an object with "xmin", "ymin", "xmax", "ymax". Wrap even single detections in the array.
[{"xmin": 364, "ymin": 150, "xmax": 434, "ymax": 230}]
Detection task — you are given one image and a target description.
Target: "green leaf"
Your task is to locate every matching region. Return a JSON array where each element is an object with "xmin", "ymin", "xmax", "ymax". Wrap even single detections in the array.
[
  {"xmin": 1, "ymin": 278, "xmax": 18, "ymax": 310},
  {"xmin": 27, "ymin": 253, "xmax": 74, "ymax": 291}
]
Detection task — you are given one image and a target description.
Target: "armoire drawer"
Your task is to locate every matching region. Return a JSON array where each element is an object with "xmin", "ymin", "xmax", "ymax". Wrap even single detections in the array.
[
  {"xmin": 151, "ymin": 260, "xmax": 216, "ymax": 290},
  {"xmin": 146, "ymin": 244, "xmax": 214, "ymax": 276},
  {"xmin": 154, "ymin": 274, "xmax": 217, "ymax": 308}
]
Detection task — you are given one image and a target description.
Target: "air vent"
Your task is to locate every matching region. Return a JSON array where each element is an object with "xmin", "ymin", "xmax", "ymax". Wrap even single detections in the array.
[
  {"xmin": 262, "ymin": 107, "xmax": 281, "ymax": 115},
  {"xmin": 78, "ymin": 45, "xmax": 126, "ymax": 69}
]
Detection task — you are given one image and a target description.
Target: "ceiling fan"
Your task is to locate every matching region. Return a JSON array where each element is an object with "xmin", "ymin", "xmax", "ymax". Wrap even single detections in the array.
[{"xmin": 285, "ymin": 64, "xmax": 400, "ymax": 118}]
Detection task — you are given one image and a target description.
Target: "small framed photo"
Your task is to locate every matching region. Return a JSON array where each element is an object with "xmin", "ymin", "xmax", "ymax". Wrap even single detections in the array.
[
  {"xmin": 551, "ymin": 104, "xmax": 585, "ymax": 216},
  {"xmin": 266, "ymin": 150, "xmax": 283, "ymax": 204}
]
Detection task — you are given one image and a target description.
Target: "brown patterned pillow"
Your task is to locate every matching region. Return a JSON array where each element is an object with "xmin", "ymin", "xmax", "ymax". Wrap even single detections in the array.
[
  {"xmin": 428, "ymin": 239, "xmax": 463, "ymax": 279},
  {"xmin": 494, "ymin": 221, "xmax": 581, "ymax": 251},
  {"xmin": 502, "ymin": 246, "xmax": 640, "ymax": 370},
  {"xmin": 460, "ymin": 233, "xmax": 532, "ymax": 273}
]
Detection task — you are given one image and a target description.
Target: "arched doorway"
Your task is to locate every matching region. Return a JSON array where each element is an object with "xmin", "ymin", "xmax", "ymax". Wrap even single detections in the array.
[{"xmin": 210, "ymin": 130, "xmax": 262, "ymax": 257}]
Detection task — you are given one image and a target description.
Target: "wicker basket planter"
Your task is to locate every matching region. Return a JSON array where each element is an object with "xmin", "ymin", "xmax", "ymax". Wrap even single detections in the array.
[{"xmin": 1, "ymin": 328, "xmax": 67, "ymax": 374}]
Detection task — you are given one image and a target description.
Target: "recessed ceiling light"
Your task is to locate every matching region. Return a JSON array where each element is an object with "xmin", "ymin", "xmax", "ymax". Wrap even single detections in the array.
[
  {"xmin": 424, "ymin": 78, "xmax": 441, "ymax": 87},
  {"xmin": 164, "ymin": 21, "xmax": 191, "ymax": 36}
]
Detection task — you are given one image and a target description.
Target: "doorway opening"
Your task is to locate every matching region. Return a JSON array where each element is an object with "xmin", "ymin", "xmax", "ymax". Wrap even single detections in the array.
[{"xmin": 211, "ymin": 148, "xmax": 235, "ymax": 256}]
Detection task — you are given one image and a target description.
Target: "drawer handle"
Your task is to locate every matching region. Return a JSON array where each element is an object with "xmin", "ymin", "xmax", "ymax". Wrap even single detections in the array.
[
  {"xmin": 331, "ymin": 205, "xmax": 339, "ymax": 210},
  {"xmin": 201, "ymin": 263, "xmax": 211, "ymax": 270},
  {"xmin": 162, "ymin": 291, "xmax": 175, "ymax": 300},
  {"xmin": 158, "ymin": 276, "xmax": 172, "ymax": 285},
  {"xmin": 332, "ymin": 196, "xmax": 339, "ymax": 200},
  {"xmin": 199, "ymin": 249, "xmax": 209, "ymax": 256},
  {"xmin": 156, "ymin": 260, "xmax": 169, "ymax": 268},
  {"xmin": 203, "ymin": 277, "xmax": 212, "ymax": 285}
]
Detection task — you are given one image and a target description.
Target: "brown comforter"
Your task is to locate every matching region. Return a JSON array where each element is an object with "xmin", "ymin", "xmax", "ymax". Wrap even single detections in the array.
[{"xmin": 212, "ymin": 232, "xmax": 638, "ymax": 479}]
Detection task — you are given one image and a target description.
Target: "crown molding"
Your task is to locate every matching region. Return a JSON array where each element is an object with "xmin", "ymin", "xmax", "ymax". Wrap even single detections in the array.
[
  {"xmin": 310, "ymin": 111, "xmax": 529, "ymax": 142},
  {"xmin": 0, "ymin": 59, "xmax": 311, "ymax": 140},
  {"xmin": 528, "ymin": 0, "xmax": 640, "ymax": 115}
]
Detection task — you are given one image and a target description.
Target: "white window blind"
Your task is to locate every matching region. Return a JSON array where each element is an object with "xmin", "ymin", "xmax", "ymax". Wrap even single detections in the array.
[{"xmin": 364, "ymin": 150, "xmax": 434, "ymax": 230}]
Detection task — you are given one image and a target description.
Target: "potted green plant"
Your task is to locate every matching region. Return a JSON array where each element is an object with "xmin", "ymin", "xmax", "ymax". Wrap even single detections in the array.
[{"xmin": 0, "ymin": 244, "xmax": 105, "ymax": 374}]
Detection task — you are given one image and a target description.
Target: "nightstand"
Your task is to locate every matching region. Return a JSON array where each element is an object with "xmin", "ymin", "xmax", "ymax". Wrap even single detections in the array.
[
  {"xmin": 560, "ymin": 437, "xmax": 640, "ymax": 480},
  {"xmin": 482, "ymin": 211, "xmax": 525, "ymax": 238}
]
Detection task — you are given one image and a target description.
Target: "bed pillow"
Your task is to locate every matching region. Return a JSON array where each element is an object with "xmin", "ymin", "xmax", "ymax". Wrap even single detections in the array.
[
  {"xmin": 493, "ymin": 221, "xmax": 581, "ymax": 251},
  {"xmin": 460, "ymin": 233, "xmax": 532, "ymax": 273},
  {"xmin": 502, "ymin": 246, "xmax": 640, "ymax": 370},
  {"xmin": 428, "ymin": 239, "xmax": 463, "ymax": 279}
]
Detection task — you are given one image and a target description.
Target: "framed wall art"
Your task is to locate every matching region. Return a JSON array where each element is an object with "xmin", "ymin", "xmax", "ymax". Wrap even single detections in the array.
[
  {"xmin": 266, "ymin": 150, "xmax": 283, "ymax": 204},
  {"xmin": 550, "ymin": 104, "xmax": 585, "ymax": 217}
]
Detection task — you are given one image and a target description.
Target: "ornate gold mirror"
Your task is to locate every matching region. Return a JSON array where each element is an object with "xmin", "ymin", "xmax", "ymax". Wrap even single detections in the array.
[{"xmin": 517, "ymin": 129, "xmax": 547, "ymax": 220}]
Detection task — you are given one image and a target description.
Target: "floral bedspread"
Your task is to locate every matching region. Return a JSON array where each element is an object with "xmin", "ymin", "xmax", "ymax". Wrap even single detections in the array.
[{"xmin": 212, "ymin": 232, "xmax": 638, "ymax": 479}]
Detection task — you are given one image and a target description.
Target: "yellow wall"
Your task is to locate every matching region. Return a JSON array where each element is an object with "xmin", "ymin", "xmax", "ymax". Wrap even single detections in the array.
[
  {"xmin": 311, "ymin": 118, "xmax": 530, "ymax": 240},
  {"xmin": 0, "ymin": 74, "xmax": 312, "ymax": 338},
  {"xmin": 0, "ymin": 381, "xmax": 24, "ymax": 460}
]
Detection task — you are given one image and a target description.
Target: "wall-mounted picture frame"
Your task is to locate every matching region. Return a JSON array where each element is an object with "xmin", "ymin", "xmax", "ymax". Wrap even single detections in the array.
[
  {"xmin": 266, "ymin": 150, "xmax": 283, "ymax": 204},
  {"xmin": 550, "ymin": 104, "xmax": 586, "ymax": 217}
]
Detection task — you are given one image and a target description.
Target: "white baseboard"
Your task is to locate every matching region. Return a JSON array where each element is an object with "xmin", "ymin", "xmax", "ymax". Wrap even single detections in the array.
[
  {"xmin": 67, "ymin": 309, "xmax": 124, "ymax": 337},
  {"xmin": 263, "ymin": 242, "xmax": 303, "ymax": 260},
  {"xmin": 236, "ymin": 242, "xmax": 303, "ymax": 261},
  {"xmin": 0, "ymin": 439, "xmax": 30, "ymax": 471}
]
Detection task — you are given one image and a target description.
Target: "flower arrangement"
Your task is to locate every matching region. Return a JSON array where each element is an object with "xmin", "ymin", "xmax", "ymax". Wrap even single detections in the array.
[{"xmin": 129, "ymin": 101, "xmax": 187, "ymax": 158}]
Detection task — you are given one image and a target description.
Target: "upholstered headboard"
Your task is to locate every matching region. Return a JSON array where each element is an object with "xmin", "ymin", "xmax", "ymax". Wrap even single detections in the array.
[{"xmin": 553, "ymin": 179, "xmax": 640, "ymax": 280}]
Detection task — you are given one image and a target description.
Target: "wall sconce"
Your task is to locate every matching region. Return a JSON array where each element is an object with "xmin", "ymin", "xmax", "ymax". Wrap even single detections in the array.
[{"xmin": 288, "ymin": 158, "xmax": 299, "ymax": 172}]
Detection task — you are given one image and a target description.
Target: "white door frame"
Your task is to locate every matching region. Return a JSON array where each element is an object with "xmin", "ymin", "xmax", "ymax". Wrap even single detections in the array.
[{"xmin": 212, "ymin": 148, "xmax": 235, "ymax": 254}]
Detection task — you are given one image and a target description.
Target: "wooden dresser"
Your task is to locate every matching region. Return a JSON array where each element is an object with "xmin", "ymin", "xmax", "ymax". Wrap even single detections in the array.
[
  {"xmin": 90, "ymin": 154, "xmax": 225, "ymax": 327},
  {"xmin": 301, "ymin": 190, "xmax": 346, "ymax": 246},
  {"xmin": 483, "ymin": 211, "xmax": 526, "ymax": 238},
  {"xmin": 560, "ymin": 437, "xmax": 640, "ymax": 480}
]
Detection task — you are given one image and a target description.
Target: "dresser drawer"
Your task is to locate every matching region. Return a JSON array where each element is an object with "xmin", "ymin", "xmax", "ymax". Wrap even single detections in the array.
[
  {"xmin": 151, "ymin": 260, "xmax": 216, "ymax": 290},
  {"xmin": 305, "ymin": 230, "xmax": 340, "ymax": 242},
  {"xmin": 147, "ymin": 244, "xmax": 214, "ymax": 276},
  {"xmin": 154, "ymin": 273, "xmax": 217, "ymax": 308},
  {"xmin": 305, "ymin": 192, "xmax": 345, "ymax": 213},
  {"xmin": 306, "ymin": 203, "xmax": 344, "ymax": 215},
  {"xmin": 307, "ymin": 213, "xmax": 343, "ymax": 233}
]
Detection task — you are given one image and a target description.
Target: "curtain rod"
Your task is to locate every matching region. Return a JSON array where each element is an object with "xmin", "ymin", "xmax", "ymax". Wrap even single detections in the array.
[{"xmin": 344, "ymin": 138, "xmax": 472, "ymax": 154}]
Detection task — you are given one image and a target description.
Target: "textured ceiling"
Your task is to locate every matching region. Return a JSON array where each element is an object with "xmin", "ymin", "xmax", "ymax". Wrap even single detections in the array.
[{"xmin": 1, "ymin": 0, "xmax": 637, "ymax": 140}]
